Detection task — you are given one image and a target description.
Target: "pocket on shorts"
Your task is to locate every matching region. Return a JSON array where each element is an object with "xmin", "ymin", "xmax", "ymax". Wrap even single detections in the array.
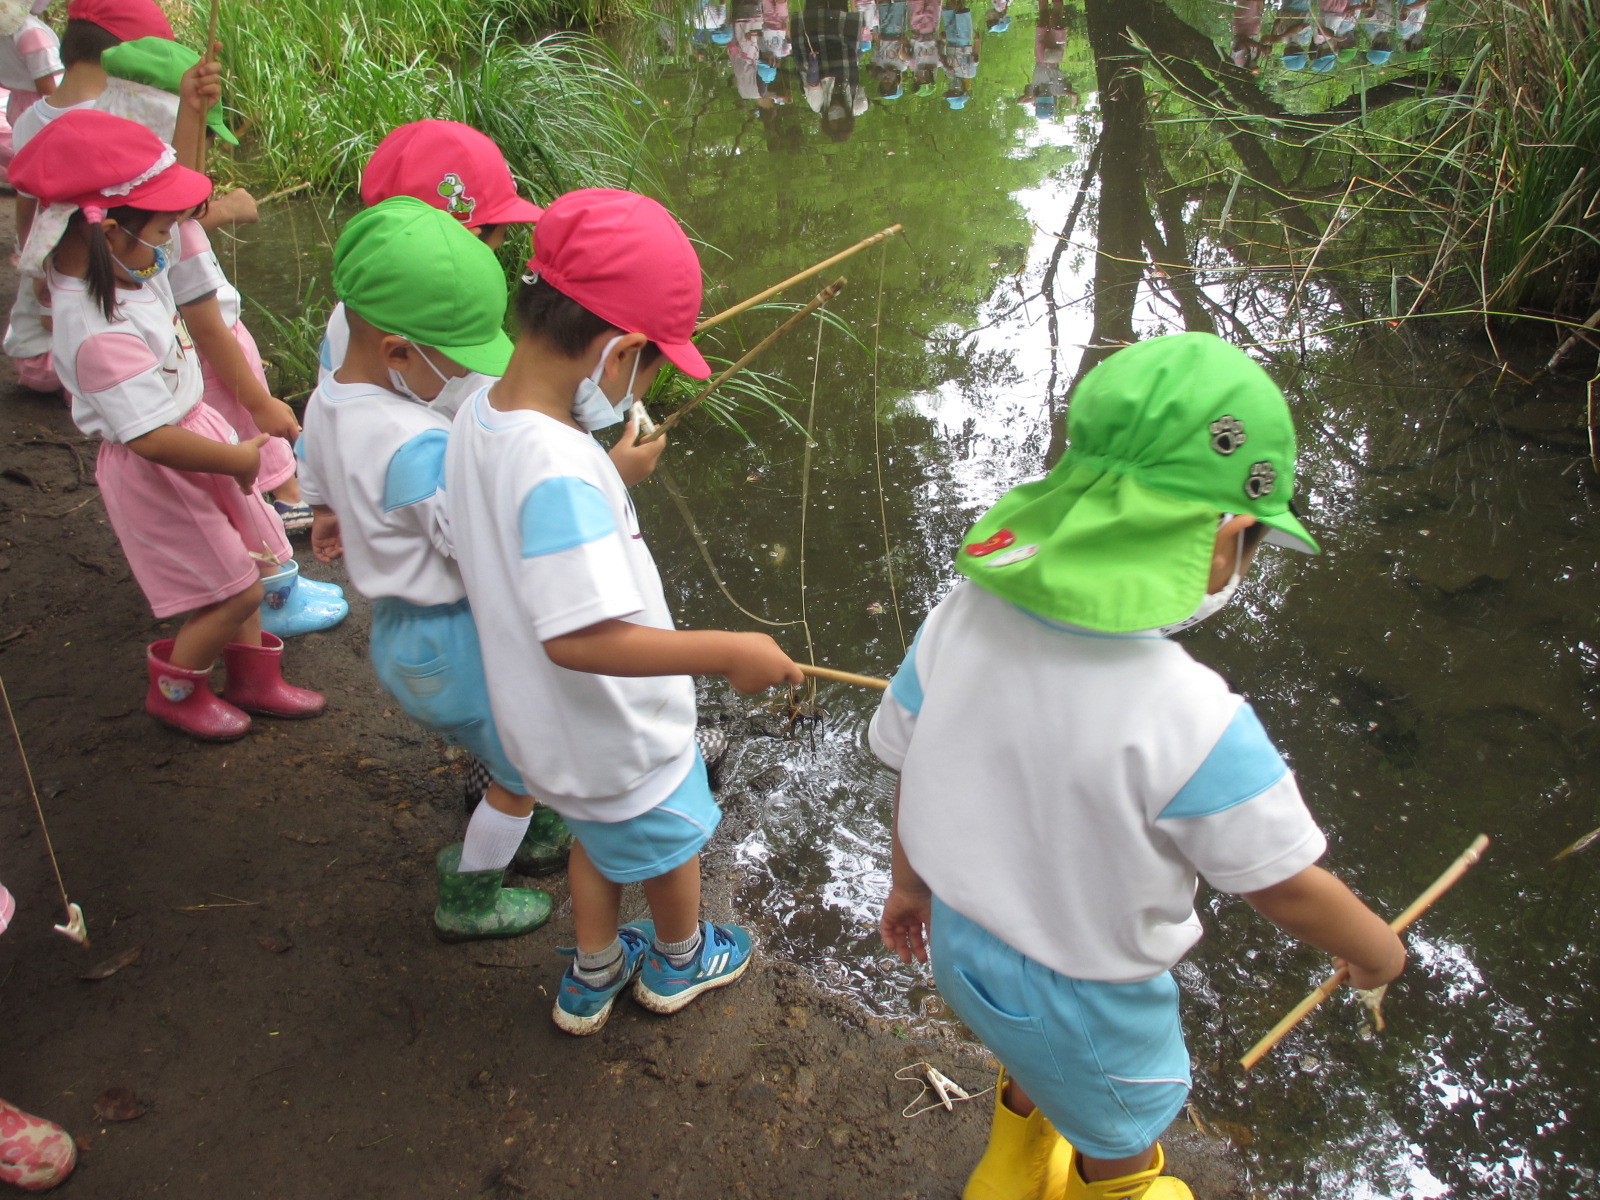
[{"xmin": 944, "ymin": 962, "xmax": 1067, "ymax": 1087}]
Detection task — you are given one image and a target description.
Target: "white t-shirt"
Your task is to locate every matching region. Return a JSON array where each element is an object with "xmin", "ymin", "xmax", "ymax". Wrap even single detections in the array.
[
  {"xmin": 11, "ymin": 92, "xmax": 95, "ymax": 156},
  {"xmin": 443, "ymin": 386, "xmax": 697, "ymax": 821},
  {"xmin": 167, "ymin": 219, "xmax": 242, "ymax": 327},
  {"xmin": 317, "ymin": 302, "xmax": 349, "ymax": 384},
  {"xmin": 48, "ymin": 267, "xmax": 203, "ymax": 444},
  {"xmin": 0, "ymin": 18, "xmax": 61, "ymax": 93},
  {"xmin": 296, "ymin": 374, "xmax": 463, "ymax": 607},
  {"xmin": 869, "ymin": 582, "xmax": 1327, "ymax": 984}
]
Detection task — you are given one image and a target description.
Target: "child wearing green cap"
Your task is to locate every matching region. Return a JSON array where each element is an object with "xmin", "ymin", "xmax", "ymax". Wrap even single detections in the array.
[
  {"xmin": 295, "ymin": 196, "xmax": 555, "ymax": 943},
  {"xmin": 870, "ymin": 333, "xmax": 1406, "ymax": 1200}
]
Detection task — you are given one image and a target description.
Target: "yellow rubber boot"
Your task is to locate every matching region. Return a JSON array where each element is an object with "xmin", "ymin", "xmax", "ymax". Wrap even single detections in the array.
[
  {"xmin": 1062, "ymin": 1144, "xmax": 1194, "ymax": 1200},
  {"xmin": 962, "ymin": 1071, "xmax": 1075, "ymax": 1200}
]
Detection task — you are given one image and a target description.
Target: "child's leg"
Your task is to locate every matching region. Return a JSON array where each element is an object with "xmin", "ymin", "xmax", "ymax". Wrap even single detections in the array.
[
  {"xmin": 1001, "ymin": 1077, "xmax": 1158, "ymax": 1182},
  {"xmin": 170, "ymin": 580, "xmax": 263, "ymax": 668},
  {"xmin": 640, "ymin": 854, "xmax": 701, "ymax": 944},
  {"xmin": 570, "ymin": 839, "xmax": 625, "ymax": 955}
]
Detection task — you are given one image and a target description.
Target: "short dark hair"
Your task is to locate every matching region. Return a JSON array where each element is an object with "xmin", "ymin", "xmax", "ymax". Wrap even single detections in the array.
[
  {"xmin": 514, "ymin": 277, "xmax": 661, "ymax": 367},
  {"xmin": 61, "ymin": 19, "xmax": 121, "ymax": 67}
]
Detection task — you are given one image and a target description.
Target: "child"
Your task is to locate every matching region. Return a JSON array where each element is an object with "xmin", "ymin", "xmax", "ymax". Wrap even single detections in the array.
[
  {"xmin": 318, "ymin": 120, "xmax": 545, "ymax": 385},
  {"xmin": 872, "ymin": 0, "xmax": 910, "ymax": 98},
  {"xmin": 443, "ymin": 188, "xmax": 803, "ymax": 1034},
  {"xmin": 97, "ymin": 36, "xmax": 347, "ymax": 631},
  {"xmin": 908, "ymin": 0, "xmax": 940, "ymax": 93},
  {"xmin": 940, "ymin": 0, "xmax": 978, "ymax": 106},
  {"xmin": 295, "ymin": 197, "xmax": 553, "ymax": 941},
  {"xmin": 872, "ymin": 334, "xmax": 1406, "ymax": 1199},
  {"xmin": 1021, "ymin": 0, "xmax": 1072, "ymax": 119},
  {"xmin": 0, "ymin": 0, "xmax": 61, "ymax": 180},
  {"xmin": 10, "ymin": 109, "xmax": 325, "ymax": 741}
]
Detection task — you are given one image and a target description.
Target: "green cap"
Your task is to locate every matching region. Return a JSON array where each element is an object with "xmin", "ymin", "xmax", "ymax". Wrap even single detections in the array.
[
  {"xmin": 332, "ymin": 196, "xmax": 513, "ymax": 376},
  {"xmin": 954, "ymin": 333, "xmax": 1318, "ymax": 632},
  {"xmin": 101, "ymin": 37, "xmax": 239, "ymax": 146}
]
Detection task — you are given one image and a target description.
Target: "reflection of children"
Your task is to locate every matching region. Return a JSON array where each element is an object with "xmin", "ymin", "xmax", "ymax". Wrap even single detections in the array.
[
  {"xmin": 1229, "ymin": 0, "xmax": 1267, "ymax": 71},
  {"xmin": 873, "ymin": 0, "xmax": 911, "ymax": 97},
  {"xmin": 1021, "ymin": 0, "xmax": 1072, "ymax": 118},
  {"xmin": 299, "ymin": 198, "xmax": 555, "ymax": 942},
  {"xmin": 940, "ymin": 0, "xmax": 978, "ymax": 106},
  {"xmin": 907, "ymin": 0, "xmax": 940, "ymax": 92},
  {"xmin": 13, "ymin": 111, "xmax": 325, "ymax": 742},
  {"xmin": 984, "ymin": 0, "xmax": 1009, "ymax": 33},
  {"xmin": 444, "ymin": 190, "xmax": 803, "ymax": 1035},
  {"xmin": 792, "ymin": 0, "xmax": 867, "ymax": 140},
  {"xmin": 874, "ymin": 334, "xmax": 1407, "ymax": 1200}
]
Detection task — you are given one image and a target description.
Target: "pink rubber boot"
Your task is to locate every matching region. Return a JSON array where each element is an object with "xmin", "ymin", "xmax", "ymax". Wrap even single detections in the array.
[
  {"xmin": 145, "ymin": 639, "xmax": 251, "ymax": 741},
  {"xmin": 221, "ymin": 633, "xmax": 326, "ymax": 718},
  {"xmin": 0, "ymin": 1098, "xmax": 77, "ymax": 1191}
]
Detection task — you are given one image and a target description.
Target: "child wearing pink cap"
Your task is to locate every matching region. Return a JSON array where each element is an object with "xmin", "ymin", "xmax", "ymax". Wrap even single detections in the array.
[
  {"xmin": 10, "ymin": 109, "xmax": 326, "ymax": 742},
  {"xmin": 318, "ymin": 119, "xmax": 545, "ymax": 386},
  {"xmin": 444, "ymin": 188, "xmax": 803, "ymax": 1035}
]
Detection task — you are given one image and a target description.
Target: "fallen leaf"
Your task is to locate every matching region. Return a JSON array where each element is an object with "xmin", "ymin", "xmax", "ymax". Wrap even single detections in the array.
[
  {"xmin": 1554, "ymin": 825, "xmax": 1600, "ymax": 861},
  {"xmin": 257, "ymin": 932, "xmax": 293, "ymax": 954},
  {"xmin": 93, "ymin": 1087, "xmax": 145, "ymax": 1122},
  {"xmin": 79, "ymin": 941, "xmax": 144, "ymax": 981},
  {"xmin": 280, "ymin": 831, "xmax": 329, "ymax": 846}
]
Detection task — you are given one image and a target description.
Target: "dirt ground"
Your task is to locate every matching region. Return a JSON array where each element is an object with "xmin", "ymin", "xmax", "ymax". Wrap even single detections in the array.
[{"xmin": 0, "ymin": 221, "xmax": 1241, "ymax": 1199}]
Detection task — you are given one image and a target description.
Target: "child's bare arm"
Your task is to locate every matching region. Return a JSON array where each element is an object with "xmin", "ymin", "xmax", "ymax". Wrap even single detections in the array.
[
  {"xmin": 608, "ymin": 418, "xmax": 665, "ymax": 486},
  {"xmin": 32, "ymin": 72, "xmax": 55, "ymax": 97},
  {"xmin": 127, "ymin": 426, "xmax": 270, "ymax": 493},
  {"xmin": 543, "ymin": 619, "xmax": 802, "ymax": 694},
  {"xmin": 881, "ymin": 779, "xmax": 932, "ymax": 963},
  {"xmin": 175, "ymin": 51, "xmax": 222, "ymax": 171},
  {"xmin": 180, "ymin": 293, "xmax": 300, "ymax": 442},
  {"xmin": 1243, "ymin": 865, "xmax": 1406, "ymax": 989},
  {"xmin": 199, "ymin": 189, "xmax": 259, "ymax": 229}
]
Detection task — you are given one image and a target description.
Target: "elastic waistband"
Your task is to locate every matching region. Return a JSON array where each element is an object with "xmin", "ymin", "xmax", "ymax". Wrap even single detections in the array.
[{"xmin": 372, "ymin": 595, "xmax": 471, "ymax": 620}]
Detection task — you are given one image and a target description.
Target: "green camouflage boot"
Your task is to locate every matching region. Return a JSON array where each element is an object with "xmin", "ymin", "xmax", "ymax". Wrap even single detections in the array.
[
  {"xmin": 433, "ymin": 843, "xmax": 552, "ymax": 942},
  {"xmin": 512, "ymin": 805, "xmax": 575, "ymax": 876}
]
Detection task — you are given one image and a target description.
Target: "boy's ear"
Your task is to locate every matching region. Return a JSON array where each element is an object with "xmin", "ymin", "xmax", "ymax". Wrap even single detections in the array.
[{"xmin": 379, "ymin": 335, "xmax": 413, "ymax": 367}]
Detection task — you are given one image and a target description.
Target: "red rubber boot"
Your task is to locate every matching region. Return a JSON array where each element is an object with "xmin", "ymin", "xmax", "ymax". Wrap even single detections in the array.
[
  {"xmin": 221, "ymin": 632, "xmax": 326, "ymax": 718},
  {"xmin": 145, "ymin": 639, "xmax": 251, "ymax": 741}
]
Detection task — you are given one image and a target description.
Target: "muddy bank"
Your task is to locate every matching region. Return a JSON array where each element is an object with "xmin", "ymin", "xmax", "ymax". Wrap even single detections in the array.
[{"xmin": 0, "ymin": 226, "xmax": 1239, "ymax": 1199}]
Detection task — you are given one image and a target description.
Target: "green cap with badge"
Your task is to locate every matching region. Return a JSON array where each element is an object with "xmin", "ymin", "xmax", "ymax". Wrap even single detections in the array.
[
  {"xmin": 954, "ymin": 332, "xmax": 1318, "ymax": 633},
  {"xmin": 101, "ymin": 37, "xmax": 239, "ymax": 146},
  {"xmin": 333, "ymin": 196, "xmax": 514, "ymax": 376}
]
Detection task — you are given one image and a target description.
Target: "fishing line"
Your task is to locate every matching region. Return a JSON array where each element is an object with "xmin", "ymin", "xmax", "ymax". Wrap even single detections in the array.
[
  {"xmin": 868, "ymin": 240, "xmax": 907, "ymax": 655},
  {"xmin": 794, "ymin": 302, "xmax": 824, "ymax": 683},
  {"xmin": 1, "ymin": 673, "xmax": 87, "ymax": 944}
]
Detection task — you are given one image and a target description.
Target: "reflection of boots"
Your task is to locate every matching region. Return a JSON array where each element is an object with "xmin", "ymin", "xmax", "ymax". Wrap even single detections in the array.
[
  {"xmin": 259, "ymin": 560, "xmax": 348, "ymax": 638},
  {"xmin": 963, "ymin": 1070, "xmax": 1074, "ymax": 1199},
  {"xmin": 512, "ymin": 805, "xmax": 574, "ymax": 876},
  {"xmin": 1063, "ymin": 1143, "xmax": 1193, "ymax": 1200},
  {"xmin": 433, "ymin": 843, "xmax": 552, "ymax": 942},
  {"xmin": 0, "ymin": 1097, "xmax": 76, "ymax": 1192},
  {"xmin": 145, "ymin": 639, "xmax": 251, "ymax": 741},
  {"xmin": 221, "ymin": 633, "xmax": 326, "ymax": 718}
]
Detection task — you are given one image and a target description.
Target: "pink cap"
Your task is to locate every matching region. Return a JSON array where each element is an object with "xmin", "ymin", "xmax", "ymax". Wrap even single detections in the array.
[
  {"xmin": 528, "ymin": 189, "xmax": 709, "ymax": 379},
  {"xmin": 361, "ymin": 120, "xmax": 544, "ymax": 229},
  {"xmin": 9, "ymin": 109, "xmax": 212, "ymax": 216},
  {"xmin": 66, "ymin": 0, "xmax": 175, "ymax": 42}
]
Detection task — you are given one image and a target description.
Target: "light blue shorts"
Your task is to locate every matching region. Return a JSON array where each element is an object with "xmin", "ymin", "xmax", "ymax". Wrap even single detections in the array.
[
  {"xmin": 564, "ymin": 752, "xmax": 719, "ymax": 884},
  {"xmin": 368, "ymin": 597, "xmax": 525, "ymax": 794},
  {"xmin": 930, "ymin": 896, "xmax": 1191, "ymax": 1158}
]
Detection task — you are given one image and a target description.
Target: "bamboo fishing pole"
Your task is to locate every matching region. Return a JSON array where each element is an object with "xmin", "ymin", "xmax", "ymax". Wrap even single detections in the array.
[
  {"xmin": 1239, "ymin": 833, "xmax": 1490, "ymax": 1072},
  {"xmin": 799, "ymin": 663, "xmax": 889, "ymax": 690},
  {"xmin": 637, "ymin": 277, "xmax": 847, "ymax": 445},
  {"xmin": 198, "ymin": 0, "xmax": 220, "ymax": 172},
  {"xmin": 696, "ymin": 225, "xmax": 900, "ymax": 334}
]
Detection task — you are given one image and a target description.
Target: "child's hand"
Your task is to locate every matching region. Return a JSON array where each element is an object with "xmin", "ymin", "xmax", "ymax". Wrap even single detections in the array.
[
  {"xmin": 1337, "ymin": 937, "xmax": 1407, "ymax": 991},
  {"xmin": 229, "ymin": 433, "xmax": 270, "ymax": 494},
  {"xmin": 180, "ymin": 50, "xmax": 223, "ymax": 116},
  {"xmin": 251, "ymin": 397, "xmax": 301, "ymax": 443},
  {"xmin": 206, "ymin": 188, "xmax": 259, "ymax": 228},
  {"xmin": 880, "ymin": 883, "xmax": 932, "ymax": 963},
  {"xmin": 721, "ymin": 632, "xmax": 804, "ymax": 694},
  {"xmin": 311, "ymin": 511, "xmax": 343, "ymax": 563},
  {"xmin": 609, "ymin": 419, "xmax": 666, "ymax": 487}
]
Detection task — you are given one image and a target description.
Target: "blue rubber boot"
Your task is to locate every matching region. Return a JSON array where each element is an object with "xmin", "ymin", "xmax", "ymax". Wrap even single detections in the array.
[
  {"xmin": 295, "ymin": 572, "xmax": 344, "ymax": 601},
  {"xmin": 260, "ymin": 559, "xmax": 348, "ymax": 638}
]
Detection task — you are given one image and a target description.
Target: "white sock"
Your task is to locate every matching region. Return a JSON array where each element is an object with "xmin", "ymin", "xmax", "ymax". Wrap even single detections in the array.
[{"xmin": 457, "ymin": 798, "xmax": 531, "ymax": 873}]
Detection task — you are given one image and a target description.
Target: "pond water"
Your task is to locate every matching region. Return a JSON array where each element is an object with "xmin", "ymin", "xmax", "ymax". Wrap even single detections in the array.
[{"xmin": 231, "ymin": 1, "xmax": 1599, "ymax": 1195}]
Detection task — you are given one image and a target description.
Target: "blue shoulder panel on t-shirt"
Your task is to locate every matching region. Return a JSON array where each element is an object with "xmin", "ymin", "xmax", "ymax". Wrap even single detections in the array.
[
  {"xmin": 1159, "ymin": 703, "xmax": 1288, "ymax": 820},
  {"xmin": 519, "ymin": 476, "xmax": 616, "ymax": 558},
  {"xmin": 381, "ymin": 429, "xmax": 449, "ymax": 512},
  {"xmin": 318, "ymin": 336, "xmax": 333, "ymax": 371},
  {"xmin": 888, "ymin": 622, "xmax": 927, "ymax": 716},
  {"xmin": 294, "ymin": 436, "xmax": 308, "ymax": 463}
]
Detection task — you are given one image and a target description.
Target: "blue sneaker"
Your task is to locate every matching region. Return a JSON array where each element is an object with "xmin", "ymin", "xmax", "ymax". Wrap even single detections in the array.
[
  {"xmin": 552, "ymin": 926, "xmax": 651, "ymax": 1036},
  {"xmin": 633, "ymin": 920, "xmax": 753, "ymax": 1014},
  {"xmin": 271, "ymin": 498, "xmax": 314, "ymax": 534}
]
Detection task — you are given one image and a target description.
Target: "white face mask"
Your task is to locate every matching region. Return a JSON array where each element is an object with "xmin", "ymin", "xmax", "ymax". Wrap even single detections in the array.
[
  {"xmin": 431, "ymin": 371, "xmax": 490, "ymax": 419},
  {"xmin": 388, "ymin": 340, "xmax": 452, "ymax": 405},
  {"xmin": 571, "ymin": 335, "xmax": 643, "ymax": 432},
  {"xmin": 1160, "ymin": 524, "xmax": 1245, "ymax": 636}
]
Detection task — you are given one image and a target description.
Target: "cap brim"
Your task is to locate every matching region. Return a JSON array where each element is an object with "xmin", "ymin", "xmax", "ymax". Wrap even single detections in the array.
[
  {"xmin": 1259, "ymin": 510, "xmax": 1319, "ymax": 554},
  {"xmin": 472, "ymin": 194, "xmax": 544, "ymax": 227},
  {"xmin": 658, "ymin": 339, "xmax": 711, "ymax": 380},
  {"xmin": 125, "ymin": 162, "xmax": 214, "ymax": 213},
  {"xmin": 208, "ymin": 115, "xmax": 239, "ymax": 146},
  {"xmin": 436, "ymin": 328, "xmax": 514, "ymax": 377}
]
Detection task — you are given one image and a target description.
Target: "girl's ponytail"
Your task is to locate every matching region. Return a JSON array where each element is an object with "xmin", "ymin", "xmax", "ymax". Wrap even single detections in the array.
[{"xmin": 79, "ymin": 205, "xmax": 158, "ymax": 323}]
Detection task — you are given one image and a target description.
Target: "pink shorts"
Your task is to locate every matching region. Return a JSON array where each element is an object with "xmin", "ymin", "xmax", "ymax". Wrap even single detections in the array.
[
  {"xmin": 199, "ymin": 321, "xmax": 295, "ymax": 493},
  {"xmin": 95, "ymin": 401, "xmax": 293, "ymax": 619},
  {"xmin": 13, "ymin": 350, "xmax": 60, "ymax": 394}
]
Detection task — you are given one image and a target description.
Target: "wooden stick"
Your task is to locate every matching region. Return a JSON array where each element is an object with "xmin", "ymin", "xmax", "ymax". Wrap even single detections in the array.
[
  {"xmin": 257, "ymin": 180, "xmax": 313, "ymax": 206},
  {"xmin": 638, "ymin": 278, "xmax": 846, "ymax": 445},
  {"xmin": 799, "ymin": 663, "xmax": 888, "ymax": 690},
  {"xmin": 197, "ymin": 0, "xmax": 220, "ymax": 172},
  {"xmin": 696, "ymin": 225, "xmax": 900, "ymax": 334},
  {"xmin": 1239, "ymin": 834, "xmax": 1490, "ymax": 1072}
]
